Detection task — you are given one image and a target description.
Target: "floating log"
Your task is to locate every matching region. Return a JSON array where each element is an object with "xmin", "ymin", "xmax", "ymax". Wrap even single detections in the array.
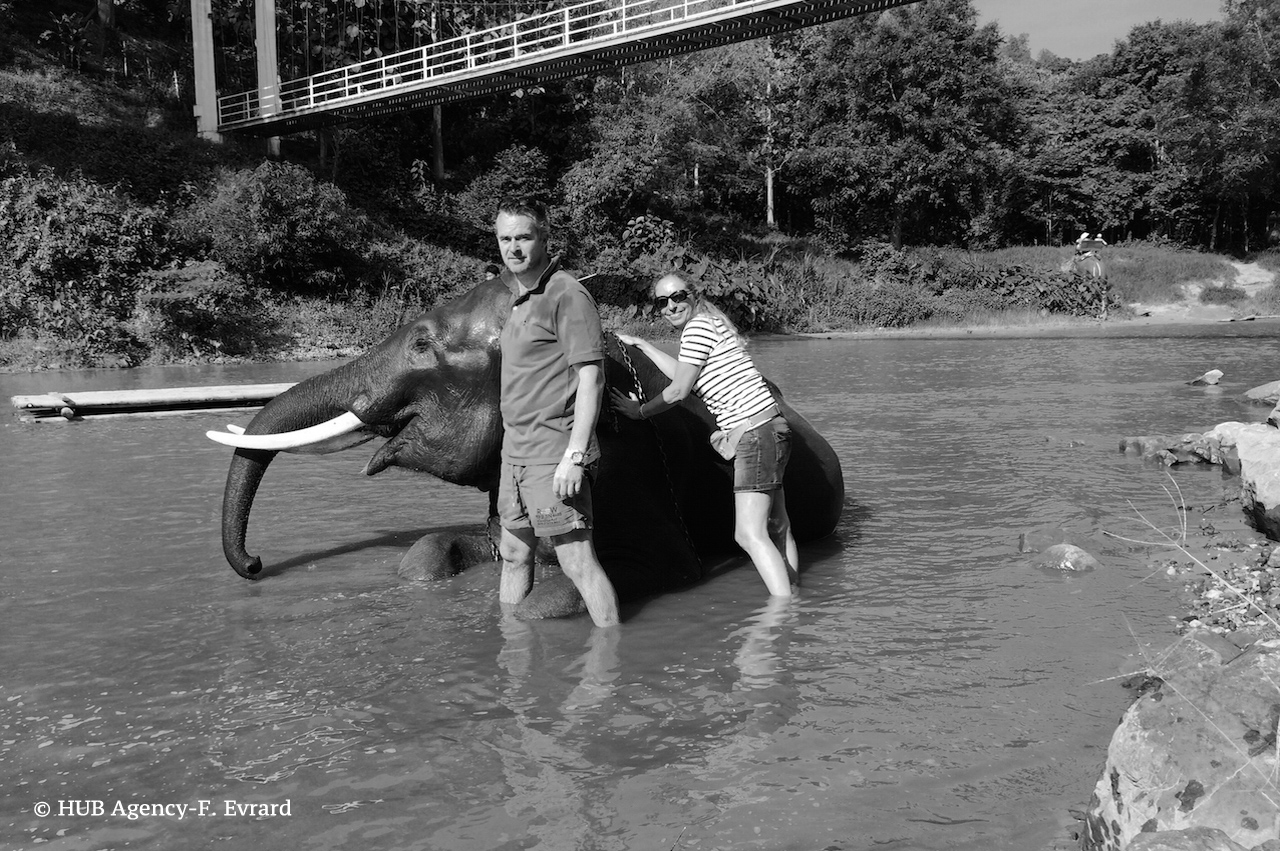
[{"xmin": 10, "ymin": 383, "xmax": 296, "ymax": 422}]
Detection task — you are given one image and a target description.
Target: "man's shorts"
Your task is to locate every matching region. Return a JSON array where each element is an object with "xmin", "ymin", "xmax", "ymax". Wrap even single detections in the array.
[
  {"xmin": 498, "ymin": 460, "xmax": 595, "ymax": 538},
  {"xmin": 733, "ymin": 417, "xmax": 791, "ymax": 493}
]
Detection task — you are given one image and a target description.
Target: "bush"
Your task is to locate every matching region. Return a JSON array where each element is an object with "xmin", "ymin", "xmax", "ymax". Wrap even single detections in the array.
[
  {"xmin": 452, "ymin": 144, "xmax": 555, "ymax": 232},
  {"xmin": 628, "ymin": 243, "xmax": 782, "ymax": 330},
  {"xmin": 169, "ymin": 161, "xmax": 368, "ymax": 295},
  {"xmin": 1253, "ymin": 284, "xmax": 1280, "ymax": 315},
  {"xmin": 352, "ymin": 237, "xmax": 490, "ymax": 344},
  {"xmin": 1199, "ymin": 283, "xmax": 1248, "ymax": 304},
  {"xmin": 128, "ymin": 261, "xmax": 271, "ymax": 360},
  {"xmin": 0, "ymin": 171, "xmax": 162, "ymax": 364}
]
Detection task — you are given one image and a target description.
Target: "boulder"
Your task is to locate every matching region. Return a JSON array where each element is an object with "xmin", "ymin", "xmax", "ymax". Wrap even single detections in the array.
[
  {"xmin": 1237, "ymin": 426, "xmax": 1280, "ymax": 541},
  {"xmin": 1119, "ymin": 431, "xmax": 1240, "ymax": 471},
  {"xmin": 1119, "ymin": 423, "xmax": 1280, "ymax": 541},
  {"xmin": 1188, "ymin": 369, "xmax": 1224, "ymax": 386},
  {"xmin": 1080, "ymin": 635, "xmax": 1280, "ymax": 851},
  {"xmin": 1245, "ymin": 380, "xmax": 1280, "ymax": 407},
  {"xmin": 1018, "ymin": 527, "xmax": 1101, "ymax": 571},
  {"xmin": 1035, "ymin": 542, "xmax": 1100, "ymax": 572}
]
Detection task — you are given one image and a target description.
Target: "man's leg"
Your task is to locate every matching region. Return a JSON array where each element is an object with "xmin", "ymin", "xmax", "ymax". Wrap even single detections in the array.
[
  {"xmin": 550, "ymin": 530, "xmax": 620, "ymax": 628},
  {"xmin": 498, "ymin": 525, "xmax": 537, "ymax": 605}
]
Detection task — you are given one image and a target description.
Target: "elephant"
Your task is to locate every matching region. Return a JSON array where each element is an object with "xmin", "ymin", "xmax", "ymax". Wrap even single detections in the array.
[
  {"xmin": 207, "ymin": 276, "xmax": 844, "ymax": 619},
  {"xmin": 1071, "ymin": 252, "xmax": 1106, "ymax": 281}
]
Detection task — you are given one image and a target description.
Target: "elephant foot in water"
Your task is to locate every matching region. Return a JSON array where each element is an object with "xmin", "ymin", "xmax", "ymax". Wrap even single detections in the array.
[
  {"xmin": 397, "ymin": 521, "xmax": 586, "ymax": 620},
  {"xmin": 397, "ymin": 522, "xmax": 500, "ymax": 581},
  {"xmin": 510, "ymin": 573, "xmax": 588, "ymax": 620}
]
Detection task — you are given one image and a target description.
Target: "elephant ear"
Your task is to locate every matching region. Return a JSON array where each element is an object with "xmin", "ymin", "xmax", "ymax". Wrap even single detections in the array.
[{"xmin": 591, "ymin": 410, "xmax": 712, "ymax": 600}]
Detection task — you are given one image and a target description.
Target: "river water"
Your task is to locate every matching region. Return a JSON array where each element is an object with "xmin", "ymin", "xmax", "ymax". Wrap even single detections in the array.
[{"xmin": 3, "ymin": 322, "xmax": 1279, "ymax": 851}]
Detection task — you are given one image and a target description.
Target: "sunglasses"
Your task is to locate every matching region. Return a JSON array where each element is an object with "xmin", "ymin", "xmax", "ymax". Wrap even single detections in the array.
[{"xmin": 652, "ymin": 290, "xmax": 692, "ymax": 311}]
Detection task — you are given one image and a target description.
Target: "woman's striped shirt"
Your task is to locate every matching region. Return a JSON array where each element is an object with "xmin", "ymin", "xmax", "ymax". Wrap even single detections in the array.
[{"xmin": 678, "ymin": 313, "xmax": 776, "ymax": 431}]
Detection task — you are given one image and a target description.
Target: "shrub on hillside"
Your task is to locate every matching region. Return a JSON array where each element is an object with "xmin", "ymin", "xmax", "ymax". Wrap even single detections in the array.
[
  {"xmin": 128, "ymin": 261, "xmax": 271, "ymax": 360},
  {"xmin": 350, "ymin": 236, "xmax": 490, "ymax": 343},
  {"xmin": 1199, "ymin": 283, "xmax": 1247, "ymax": 304},
  {"xmin": 627, "ymin": 243, "xmax": 781, "ymax": 330},
  {"xmin": 170, "ymin": 161, "xmax": 368, "ymax": 295},
  {"xmin": 452, "ymin": 145, "xmax": 556, "ymax": 232},
  {"xmin": 0, "ymin": 171, "xmax": 162, "ymax": 363},
  {"xmin": 1253, "ymin": 283, "xmax": 1280, "ymax": 315}
]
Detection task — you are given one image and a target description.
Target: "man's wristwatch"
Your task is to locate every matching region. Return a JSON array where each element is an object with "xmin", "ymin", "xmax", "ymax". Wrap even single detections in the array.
[{"xmin": 567, "ymin": 450, "xmax": 586, "ymax": 467}]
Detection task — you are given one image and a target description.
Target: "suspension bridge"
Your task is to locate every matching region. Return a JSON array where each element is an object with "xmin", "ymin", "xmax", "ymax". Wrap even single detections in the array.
[{"xmin": 195, "ymin": 0, "xmax": 920, "ymax": 138}]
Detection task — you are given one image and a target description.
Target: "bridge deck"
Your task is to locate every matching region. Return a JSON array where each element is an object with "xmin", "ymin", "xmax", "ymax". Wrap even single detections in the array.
[{"xmin": 218, "ymin": 0, "xmax": 917, "ymax": 135}]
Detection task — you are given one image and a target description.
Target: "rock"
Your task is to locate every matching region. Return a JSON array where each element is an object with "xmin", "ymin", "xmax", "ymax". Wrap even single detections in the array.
[
  {"xmin": 1034, "ymin": 542, "xmax": 1099, "ymax": 571},
  {"xmin": 1127, "ymin": 827, "xmax": 1250, "ymax": 851},
  {"xmin": 1245, "ymin": 379, "xmax": 1280, "ymax": 406},
  {"xmin": 1237, "ymin": 426, "xmax": 1280, "ymax": 542},
  {"xmin": 1120, "ymin": 431, "xmax": 1239, "ymax": 470},
  {"xmin": 1188, "ymin": 369, "xmax": 1224, "ymax": 386},
  {"xmin": 1080, "ymin": 635, "xmax": 1280, "ymax": 851},
  {"xmin": 1268, "ymin": 400, "xmax": 1280, "ymax": 430}
]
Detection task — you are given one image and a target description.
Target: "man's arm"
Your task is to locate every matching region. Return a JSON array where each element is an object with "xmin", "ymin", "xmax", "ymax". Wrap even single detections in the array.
[
  {"xmin": 569, "ymin": 360, "xmax": 602, "ymax": 450},
  {"xmin": 555, "ymin": 360, "xmax": 602, "ymax": 500}
]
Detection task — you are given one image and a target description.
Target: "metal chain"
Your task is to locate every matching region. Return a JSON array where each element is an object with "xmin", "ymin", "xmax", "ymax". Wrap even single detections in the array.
[{"xmin": 607, "ymin": 332, "xmax": 701, "ymax": 577}]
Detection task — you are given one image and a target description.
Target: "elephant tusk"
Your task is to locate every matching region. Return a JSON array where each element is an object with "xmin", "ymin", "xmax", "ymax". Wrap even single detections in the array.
[
  {"xmin": 206, "ymin": 411, "xmax": 367, "ymax": 451},
  {"xmin": 226, "ymin": 424, "xmax": 246, "ymax": 434}
]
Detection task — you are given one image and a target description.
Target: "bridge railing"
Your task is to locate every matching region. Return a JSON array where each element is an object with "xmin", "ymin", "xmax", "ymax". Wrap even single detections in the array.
[{"xmin": 218, "ymin": 0, "xmax": 739, "ymax": 126}]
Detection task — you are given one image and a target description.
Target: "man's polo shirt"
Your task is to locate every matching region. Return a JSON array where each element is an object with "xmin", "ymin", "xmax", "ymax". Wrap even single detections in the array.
[{"xmin": 499, "ymin": 262, "xmax": 604, "ymax": 465}]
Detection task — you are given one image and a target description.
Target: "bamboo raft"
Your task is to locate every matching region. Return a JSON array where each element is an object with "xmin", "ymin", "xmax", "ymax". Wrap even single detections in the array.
[{"xmin": 9, "ymin": 383, "xmax": 296, "ymax": 422}]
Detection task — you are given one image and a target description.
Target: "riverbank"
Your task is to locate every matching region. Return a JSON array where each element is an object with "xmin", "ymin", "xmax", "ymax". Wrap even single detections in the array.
[{"xmin": 797, "ymin": 260, "xmax": 1280, "ymax": 342}]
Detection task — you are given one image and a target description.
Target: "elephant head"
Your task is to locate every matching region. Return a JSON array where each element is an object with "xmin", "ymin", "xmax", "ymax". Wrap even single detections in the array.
[{"xmin": 213, "ymin": 279, "xmax": 514, "ymax": 579}]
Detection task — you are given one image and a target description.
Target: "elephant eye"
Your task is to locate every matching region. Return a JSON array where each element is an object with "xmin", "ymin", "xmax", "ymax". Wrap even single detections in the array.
[{"xmin": 412, "ymin": 336, "xmax": 435, "ymax": 354}]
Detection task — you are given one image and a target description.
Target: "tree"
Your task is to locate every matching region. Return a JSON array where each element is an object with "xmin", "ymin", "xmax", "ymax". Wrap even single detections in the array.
[
  {"xmin": 784, "ymin": 0, "xmax": 1022, "ymax": 248},
  {"xmin": 1146, "ymin": 2, "xmax": 1280, "ymax": 249}
]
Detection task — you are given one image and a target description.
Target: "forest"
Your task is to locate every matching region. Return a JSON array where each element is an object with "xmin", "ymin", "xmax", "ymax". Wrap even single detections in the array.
[{"xmin": 1, "ymin": 0, "xmax": 1278, "ymax": 367}]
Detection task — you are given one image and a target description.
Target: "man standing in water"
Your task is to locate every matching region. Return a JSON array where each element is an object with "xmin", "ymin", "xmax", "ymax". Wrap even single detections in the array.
[{"xmin": 493, "ymin": 197, "xmax": 620, "ymax": 628}]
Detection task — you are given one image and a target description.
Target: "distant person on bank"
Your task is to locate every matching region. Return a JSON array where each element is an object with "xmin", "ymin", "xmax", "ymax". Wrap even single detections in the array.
[
  {"xmin": 609, "ymin": 273, "xmax": 798, "ymax": 597},
  {"xmin": 1075, "ymin": 231, "xmax": 1107, "ymax": 255},
  {"xmin": 493, "ymin": 197, "xmax": 620, "ymax": 628}
]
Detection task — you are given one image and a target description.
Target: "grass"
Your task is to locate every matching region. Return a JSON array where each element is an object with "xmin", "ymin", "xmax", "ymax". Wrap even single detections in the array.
[
  {"xmin": 1246, "ymin": 249, "xmax": 1280, "ymax": 275},
  {"xmin": 967, "ymin": 242, "xmax": 1240, "ymax": 304},
  {"xmin": 1253, "ymin": 285, "xmax": 1280, "ymax": 315}
]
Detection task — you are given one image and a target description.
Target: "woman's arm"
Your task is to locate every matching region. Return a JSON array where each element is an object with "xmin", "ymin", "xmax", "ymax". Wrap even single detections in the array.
[
  {"xmin": 614, "ymin": 333, "xmax": 678, "ymax": 379},
  {"xmin": 610, "ymin": 359, "xmax": 701, "ymax": 420},
  {"xmin": 659, "ymin": 361, "xmax": 699, "ymax": 405}
]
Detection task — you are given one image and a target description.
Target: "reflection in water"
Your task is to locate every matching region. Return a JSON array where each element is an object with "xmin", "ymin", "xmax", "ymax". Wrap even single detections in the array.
[
  {"xmin": 4, "ymin": 325, "xmax": 1280, "ymax": 849},
  {"xmin": 687, "ymin": 597, "xmax": 798, "ymax": 811},
  {"xmin": 493, "ymin": 619, "xmax": 620, "ymax": 850}
]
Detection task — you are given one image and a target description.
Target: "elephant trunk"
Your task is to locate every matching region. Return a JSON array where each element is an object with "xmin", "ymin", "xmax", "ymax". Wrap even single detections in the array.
[
  {"xmin": 219, "ymin": 366, "xmax": 366, "ymax": 579},
  {"xmin": 222, "ymin": 447, "xmax": 274, "ymax": 579}
]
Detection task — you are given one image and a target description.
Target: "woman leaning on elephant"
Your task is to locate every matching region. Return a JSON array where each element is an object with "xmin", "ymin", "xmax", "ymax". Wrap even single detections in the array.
[{"xmin": 609, "ymin": 272, "xmax": 799, "ymax": 597}]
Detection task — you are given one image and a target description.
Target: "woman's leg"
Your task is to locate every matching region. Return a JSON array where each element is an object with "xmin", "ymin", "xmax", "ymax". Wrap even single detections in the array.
[
  {"xmin": 769, "ymin": 486, "xmax": 799, "ymax": 585},
  {"xmin": 734, "ymin": 490, "xmax": 793, "ymax": 597}
]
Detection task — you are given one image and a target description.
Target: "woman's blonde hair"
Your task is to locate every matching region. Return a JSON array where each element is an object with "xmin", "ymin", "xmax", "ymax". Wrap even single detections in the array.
[{"xmin": 655, "ymin": 272, "xmax": 747, "ymax": 348}]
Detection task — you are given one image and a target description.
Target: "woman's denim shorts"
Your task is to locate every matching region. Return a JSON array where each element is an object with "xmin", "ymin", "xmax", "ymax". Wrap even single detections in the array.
[{"xmin": 733, "ymin": 417, "xmax": 791, "ymax": 493}]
